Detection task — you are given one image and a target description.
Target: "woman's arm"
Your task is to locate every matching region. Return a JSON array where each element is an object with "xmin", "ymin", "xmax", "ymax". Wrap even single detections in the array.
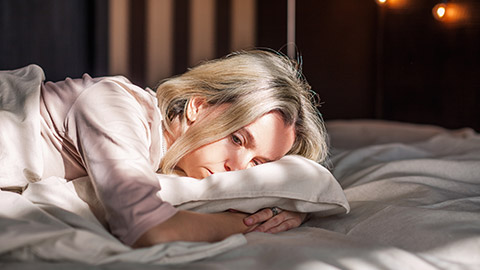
[
  {"xmin": 133, "ymin": 209, "xmax": 306, "ymax": 248},
  {"xmin": 133, "ymin": 210, "xmax": 252, "ymax": 247},
  {"xmin": 65, "ymin": 80, "xmax": 180, "ymax": 245}
]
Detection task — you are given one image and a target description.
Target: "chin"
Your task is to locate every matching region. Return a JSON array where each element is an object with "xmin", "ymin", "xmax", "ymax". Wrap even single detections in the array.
[{"xmin": 194, "ymin": 168, "xmax": 213, "ymax": 179}]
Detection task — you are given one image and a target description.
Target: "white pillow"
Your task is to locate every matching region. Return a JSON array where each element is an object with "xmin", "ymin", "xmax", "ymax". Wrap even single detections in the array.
[{"xmin": 157, "ymin": 155, "xmax": 350, "ymax": 215}]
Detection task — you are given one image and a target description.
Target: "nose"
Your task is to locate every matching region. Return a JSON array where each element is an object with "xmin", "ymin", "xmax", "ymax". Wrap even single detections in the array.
[{"xmin": 224, "ymin": 153, "xmax": 251, "ymax": 172}]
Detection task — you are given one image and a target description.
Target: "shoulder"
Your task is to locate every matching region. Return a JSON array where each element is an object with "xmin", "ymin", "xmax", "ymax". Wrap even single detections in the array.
[
  {"xmin": 85, "ymin": 75, "xmax": 157, "ymax": 107},
  {"xmin": 66, "ymin": 75, "xmax": 162, "ymax": 126},
  {"xmin": 44, "ymin": 73, "xmax": 155, "ymax": 112}
]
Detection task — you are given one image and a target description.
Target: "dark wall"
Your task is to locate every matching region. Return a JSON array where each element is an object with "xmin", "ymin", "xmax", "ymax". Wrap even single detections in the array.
[
  {"xmin": 380, "ymin": 0, "xmax": 480, "ymax": 130},
  {"xmin": 1, "ymin": 0, "xmax": 479, "ymax": 130},
  {"xmin": 258, "ymin": 0, "xmax": 480, "ymax": 131},
  {"xmin": 296, "ymin": 0, "xmax": 378, "ymax": 121},
  {"xmin": 0, "ymin": 0, "xmax": 108, "ymax": 81},
  {"xmin": 258, "ymin": 0, "xmax": 377, "ymax": 121}
]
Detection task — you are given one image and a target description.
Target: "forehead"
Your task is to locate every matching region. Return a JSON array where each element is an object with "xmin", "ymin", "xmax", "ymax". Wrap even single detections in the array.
[{"xmin": 242, "ymin": 112, "xmax": 296, "ymax": 161}]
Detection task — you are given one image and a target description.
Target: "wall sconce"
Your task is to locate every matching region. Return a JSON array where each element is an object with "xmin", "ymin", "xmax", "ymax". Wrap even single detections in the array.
[
  {"xmin": 432, "ymin": 2, "xmax": 447, "ymax": 21},
  {"xmin": 432, "ymin": 1, "xmax": 469, "ymax": 23}
]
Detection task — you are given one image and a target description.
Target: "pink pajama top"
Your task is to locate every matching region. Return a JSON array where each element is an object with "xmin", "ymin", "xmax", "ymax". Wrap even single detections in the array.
[{"xmin": 39, "ymin": 74, "xmax": 178, "ymax": 245}]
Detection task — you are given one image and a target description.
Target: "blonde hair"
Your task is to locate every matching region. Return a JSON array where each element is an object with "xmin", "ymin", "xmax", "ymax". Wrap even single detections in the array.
[{"xmin": 156, "ymin": 49, "xmax": 328, "ymax": 174}]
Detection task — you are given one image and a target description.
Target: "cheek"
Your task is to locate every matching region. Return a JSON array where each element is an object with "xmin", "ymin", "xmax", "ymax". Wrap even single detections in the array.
[
  {"xmin": 183, "ymin": 137, "xmax": 232, "ymax": 165},
  {"xmin": 181, "ymin": 148, "xmax": 206, "ymax": 167},
  {"xmin": 200, "ymin": 138, "xmax": 231, "ymax": 160}
]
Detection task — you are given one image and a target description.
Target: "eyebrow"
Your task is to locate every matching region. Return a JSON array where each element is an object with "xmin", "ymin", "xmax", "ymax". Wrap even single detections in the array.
[
  {"xmin": 241, "ymin": 127, "xmax": 274, "ymax": 163},
  {"xmin": 241, "ymin": 127, "xmax": 256, "ymax": 149}
]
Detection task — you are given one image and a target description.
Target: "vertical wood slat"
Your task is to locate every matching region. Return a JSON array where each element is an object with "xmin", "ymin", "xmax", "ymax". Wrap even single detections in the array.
[
  {"xmin": 231, "ymin": 0, "xmax": 256, "ymax": 51},
  {"xmin": 256, "ymin": 0, "xmax": 288, "ymax": 51},
  {"xmin": 287, "ymin": 0, "xmax": 296, "ymax": 59},
  {"xmin": 216, "ymin": 0, "xmax": 232, "ymax": 58},
  {"xmin": 89, "ymin": 0, "xmax": 109, "ymax": 76},
  {"xmin": 129, "ymin": 0, "xmax": 147, "ymax": 86},
  {"xmin": 146, "ymin": 0, "xmax": 174, "ymax": 87},
  {"xmin": 109, "ymin": 0, "xmax": 130, "ymax": 77},
  {"xmin": 189, "ymin": 0, "xmax": 216, "ymax": 67},
  {"xmin": 174, "ymin": 0, "xmax": 190, "ymax": 75}
]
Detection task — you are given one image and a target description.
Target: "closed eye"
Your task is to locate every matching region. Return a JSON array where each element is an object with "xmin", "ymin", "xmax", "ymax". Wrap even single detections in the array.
[{"xmin": 248, "ymin": 159, "xmax": 265, "ymax": 168}]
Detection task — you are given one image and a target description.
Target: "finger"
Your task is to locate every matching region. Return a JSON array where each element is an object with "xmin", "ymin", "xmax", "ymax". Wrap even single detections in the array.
[
  {"xmin": 245, "ymin": 223, "xmax": 261, "ymax": 233},
  {"xmin": 243, "ymin": 208, "xmax": 274, "ymax": 226},
  {"xmin": 253, "ymin": 212, "xmax": 286, "ymax": 233},
  {"xmin": 255, "ymin": 211, "xmax": 305, "ymax": 233},
  {"xmin": 265, "ymin": 217, "xmax": 303, "ymax": 234}
]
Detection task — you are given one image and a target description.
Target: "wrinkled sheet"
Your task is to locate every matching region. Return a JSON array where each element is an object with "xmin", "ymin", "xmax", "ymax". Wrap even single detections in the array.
[
  {"xmin": 2, "ymin": 118, "xmax": 480, "ymax": 269},
  {"xmin": 0, "ymin": 177, "xmax": 247, "ymax": 264}
]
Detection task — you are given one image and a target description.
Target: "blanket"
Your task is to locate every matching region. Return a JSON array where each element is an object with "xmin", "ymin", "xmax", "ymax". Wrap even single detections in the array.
[
  {"xmin": 0, "ymin": 178, "xmax": 246, "ymax": 264},
  {"xmin": 1, "ymin": 65, "xmax": 479, "ymax": 269}
]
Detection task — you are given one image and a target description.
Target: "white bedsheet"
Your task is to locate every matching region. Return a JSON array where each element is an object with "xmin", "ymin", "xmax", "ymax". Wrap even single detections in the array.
[
  {"xmin": 187, "ymin": 120, "xmax": 480, "ymax": 270},
  {"xmin": 2, "ymin": 117, "xmax": 479, "ymax": 269}
]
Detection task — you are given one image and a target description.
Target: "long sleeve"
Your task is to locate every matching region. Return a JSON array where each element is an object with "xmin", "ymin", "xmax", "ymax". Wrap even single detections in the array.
[{"xmin": 63, "ymin": 78, "xmax": 177, "ymax": 245}]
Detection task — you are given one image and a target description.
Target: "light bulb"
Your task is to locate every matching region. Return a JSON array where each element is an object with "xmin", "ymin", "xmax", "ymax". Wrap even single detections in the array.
[
  {"xmin": 433, "ymin": 3, "xmax": 447, "ymax": 20},
  {"xmin": 376, "ymin": 0, "xmax": 387, "ymax": 5}
]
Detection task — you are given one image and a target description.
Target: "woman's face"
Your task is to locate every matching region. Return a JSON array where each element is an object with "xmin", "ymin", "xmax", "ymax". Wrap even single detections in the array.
[{"xmin": 176, "ymin": 111, "xmax": 296, "ymax": 179}]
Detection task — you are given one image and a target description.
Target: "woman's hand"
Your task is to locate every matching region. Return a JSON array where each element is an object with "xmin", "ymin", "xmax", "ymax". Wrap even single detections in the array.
[{"xmin": 243, "ymin": 208, "xmax": 307, "ymax": 234}]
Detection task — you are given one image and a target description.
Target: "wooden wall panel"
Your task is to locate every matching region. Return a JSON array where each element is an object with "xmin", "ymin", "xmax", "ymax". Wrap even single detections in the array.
[
  {"xmin": 296, "ymin": 0, "xmax": 378, "ymax": 120},
  {"xmin": 0, "ymin": 0, "xmax": 108, "ymax": 81},
  {"xmin": 256, "ymin": 0, "xmax": 288, "ymax": 51},
  {"xmin": 173, "ymin": 0, "xmax": 190, "ymax": 76},
  {"xmin": 380, "ymin": 0, "xmax": 480, "ymax": 130},
  {"xmin": 129, "ymin": 0, "xmax": 147, "ymax": 86},
  {"xmin": 1, "ymin": 0, "xmax": 478, "ymax": 130}
]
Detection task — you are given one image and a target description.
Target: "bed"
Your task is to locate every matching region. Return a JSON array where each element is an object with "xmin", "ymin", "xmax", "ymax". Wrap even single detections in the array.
[{"xmin": 1, "ymin": 67, "xmax": 480, "ymax": 269}]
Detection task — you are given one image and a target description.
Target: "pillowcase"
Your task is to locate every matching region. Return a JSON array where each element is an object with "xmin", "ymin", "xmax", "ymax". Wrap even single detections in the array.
[{"xmin": 157, "ymin": 155, "xmax": 350, "ymax": 216}]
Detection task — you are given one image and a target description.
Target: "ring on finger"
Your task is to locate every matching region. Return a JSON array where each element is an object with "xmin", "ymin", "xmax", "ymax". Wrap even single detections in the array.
[{"xmin": 270, "ymin": 206, "xmax": 282, "ymax": 217}]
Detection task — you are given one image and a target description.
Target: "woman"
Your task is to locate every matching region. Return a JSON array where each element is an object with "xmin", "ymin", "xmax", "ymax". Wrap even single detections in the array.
[{"xmin": 0, "ymin": 50, "xmax": 328, "ymax": 247}]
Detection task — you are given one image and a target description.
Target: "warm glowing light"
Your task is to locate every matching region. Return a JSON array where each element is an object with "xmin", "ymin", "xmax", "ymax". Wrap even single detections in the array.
[
  {"xmin": 437, "ymin": 6, "xmax": 446, "ymax": 18},
  {"xmin": 433, "ymin": 3, "xmax": 447, "ymax": 20},
  {"xmin": 376, "ymin": 0, "xmax": 411, "ymax": 9},
  {"xmin": 432, "ymin": 3, "xmax": 469, "ymax": 23}
]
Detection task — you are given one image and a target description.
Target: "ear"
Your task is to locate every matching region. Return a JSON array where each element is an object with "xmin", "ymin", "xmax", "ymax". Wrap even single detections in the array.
[{"xmin": 185, "ymin": 97, "xmax": 208, "ymax": 123}]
